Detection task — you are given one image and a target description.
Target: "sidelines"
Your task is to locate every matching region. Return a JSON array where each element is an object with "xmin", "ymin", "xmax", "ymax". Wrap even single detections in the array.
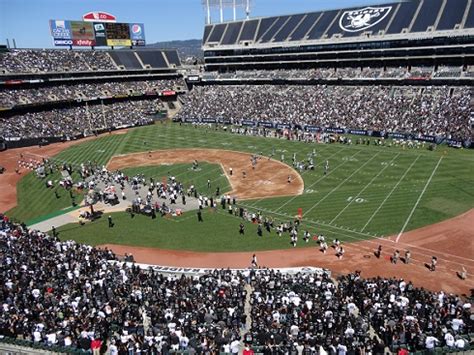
[
  {"xmin": 330, "ymin": 152, "xmax": 401, "ymax": 224},
  {"xmin": 233, "ymin": 204, "xmax": 473, "ymax": 268},
  {"xmin": 273, "ymin": 149, "xmax": 363, "ymax": 213},
  {"xmin": 395, "ymin": 156, "xmax": 444, "ymax": 243},
  {"xmin": 303, "ymin": 151, "xmax": 382, "ymax": 217},
  {"xmin": 238, "ymin": 203, "xmax": 376, "ymax": 238},
  {"xmin": 361, "ymin": 155, "xmax": 421, "ymax": 232}
]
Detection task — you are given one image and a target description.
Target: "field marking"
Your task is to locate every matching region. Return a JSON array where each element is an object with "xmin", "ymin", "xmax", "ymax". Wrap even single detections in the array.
[
  {"xmin": 239, "ymin": 203, "xmax": 376, "ymax": 238},
  {"xmin": 237, "ymin": 203, "xmax": 473, "ymax": 266},
  {"xmin": 302, "ymin": 151, "xmax": 382, "ymax": 217},
  {"xmin": 395, "ymin": 156, "xmax": 443, "ymax": 243},
  {"xmin": 330, "ymin": 152, "xmax": 401, "ymax": 224},
  {"xmin": 273, "ymin": 149, "xmax": 363, "ymax": 213},
  {"xmin": 244, "ymin": 144, "xmax": 338, "ymax": 207},
  {"xmin": 361, "ymin": 155, "xmax": 421, "ymax": 232}
]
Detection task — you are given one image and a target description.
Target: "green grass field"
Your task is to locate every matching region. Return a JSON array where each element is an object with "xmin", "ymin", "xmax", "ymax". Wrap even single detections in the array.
[
  {"xmin": 7, "ymin": 171, "xmax": 84, "ymax": 224},
  {"xmin": 8, "ymin": 123, "xmax": 474, "ymax": 251},
  {"xmin": 54, "ymin": 209, "xmax": 297, "ymax": 252}
]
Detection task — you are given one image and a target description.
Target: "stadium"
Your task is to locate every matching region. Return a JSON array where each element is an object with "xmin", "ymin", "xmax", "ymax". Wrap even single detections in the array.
[{"xmin": 0, "ymin": 0, "xmax": 473, "ymax": 354}]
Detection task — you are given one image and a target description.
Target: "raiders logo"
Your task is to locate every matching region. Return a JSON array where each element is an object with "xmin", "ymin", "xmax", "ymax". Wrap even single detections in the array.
[{"xmin": 339, "ymin": 6, "xmax": 392, "ymax": 32}]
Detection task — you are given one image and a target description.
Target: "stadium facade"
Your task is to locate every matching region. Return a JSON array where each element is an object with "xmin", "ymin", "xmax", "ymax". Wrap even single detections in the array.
[{"xmin": 202, "ymin": 0, "xmax": 474, "ymax": 70}]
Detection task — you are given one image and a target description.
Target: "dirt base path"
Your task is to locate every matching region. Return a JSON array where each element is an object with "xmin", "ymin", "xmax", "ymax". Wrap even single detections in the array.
[
  {"xmin": 107, "ymin": 149, "xmax": 304, "ymax": 200},
  {"xmin": 0, "ymin": 130, "xmax": 127, "ymax": 212},
  {"xmin": 100, "ymin": 208, "xmax": 474, "ymax": 296}
]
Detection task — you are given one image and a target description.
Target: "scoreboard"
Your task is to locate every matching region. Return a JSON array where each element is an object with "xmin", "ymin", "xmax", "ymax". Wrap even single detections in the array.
[
  {"xmin": 105, "ymin": 23, "xmax": 131, "ymax": 46},
  {"xmin": 49, "ymin": 20, "xmax": 145, "ymax": 47}
]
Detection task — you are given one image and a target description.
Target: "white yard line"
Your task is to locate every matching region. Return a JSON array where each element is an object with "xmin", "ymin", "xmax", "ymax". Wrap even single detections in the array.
[
  {"xmin": 303, "ymin": 151, "xmax": 382, "ymax": 217},
  {"xmin": 245, "ymin": 144, "xmax": 342, "ymax": 207},
  {"xmin": 237, "ymin": 203, "xmax": 473, "ymax": 266},
  {"xmin": 274, "ymin": 149, "xmax": 363, "ymax": 213},
  {"xmin": 238, "ymin": 203, "xmax": 376, "ymax": 237},
  {"xmin": 395, "ymin": 156, "xmax": 443, "ymax": 243},
  {"xmin": 361, "ymin": 155, "xmax": 421, "ymax": 232},
  {"xmin": 330, "ymin": 152, "xmax": 401, "ymax": 224}
]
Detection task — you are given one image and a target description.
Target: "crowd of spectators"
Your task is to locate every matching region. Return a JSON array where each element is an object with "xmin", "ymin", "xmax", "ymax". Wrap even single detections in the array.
[
  {"xmin": 248, "ymin": 270, "xmax": 472, "ymax": 354},
  {"xmin": 0, "ymin": 217, "xmax": 247, "ymax": 353},
  {"xmin": 0, "ymin": 49, "xmax": 117, "ymax": 73},
  {"xmin": 207, "ymin": 66, "xmax": 471, "ymax": 81},
  {"xmin": 0, "ymin": 78, "xmax": 184, "ymax": 108},
  {"xmin": 0, "ymin": 216, "xmax": 472, "ymax": 354},
  {"xmin": 0, "ymin": 99, "xmax": 164, "ymax": 139},
  {"xmin": 177, "ymin": 85, "xmax": 472, "ymax": 140}
]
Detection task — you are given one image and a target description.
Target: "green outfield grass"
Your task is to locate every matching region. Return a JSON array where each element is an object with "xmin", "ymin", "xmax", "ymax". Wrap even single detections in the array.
[
  {"xmin": 7, "ymin": 171, "xmax": 84, "ymax": 224},
  {"xmin": 54, "ymin": 209, "xmax": 300, "ymax": 252},
  {"xmin": 8, "ymin": 123, "xmax": 474, "ymax": 251}
]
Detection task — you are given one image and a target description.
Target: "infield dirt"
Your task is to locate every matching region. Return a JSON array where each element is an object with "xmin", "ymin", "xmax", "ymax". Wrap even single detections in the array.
[{"xmin": 107, "ymin": 148, "xmax": 305, "ymax": 200}]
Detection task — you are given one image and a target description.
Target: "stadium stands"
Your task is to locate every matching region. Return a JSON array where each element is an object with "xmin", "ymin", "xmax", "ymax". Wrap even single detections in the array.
[
  {"xmin": 0, "ymin": 99, "xmax": 164, "ymax": 139},
  {"xmin": 177, "ymin": 85, "xmax": 472, "ymax": 141},
  {"xmin": 203, "ymin": 0, "xmax": 473, "ymax": 46},
  {"xmin": 137, "ymin": 50, "xmax": 169, "ymax": 68},
  {"xmin": 0, "ymin": 48, "xmax": 181, "ymax": 74},
  {"xmin": 0, "ymin": 46, "xmax": 185, "ymax": 145},
  {"xmin": 0, "ymin": 78, "xmax": 184, "ymax": 108},
  {"xmin": 202, "ymin": 0, "xmax": 474, "ymax": 71},
  {"xmin": 437, "ymin": 0, "xmax": 469, "ymax": 31},
  {"xmin": 108, "ymin": 51, "xmax": 144, "ymax": 70},
  {"xmin": 163, "ymin": 50, "xmax": 181, "ymax": 67}
]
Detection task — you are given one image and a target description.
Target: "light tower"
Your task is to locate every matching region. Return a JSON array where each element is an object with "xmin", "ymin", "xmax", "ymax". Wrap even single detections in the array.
[{"xmin": 201, "ymin": 0, "xmax": 253, "ymax": 24}]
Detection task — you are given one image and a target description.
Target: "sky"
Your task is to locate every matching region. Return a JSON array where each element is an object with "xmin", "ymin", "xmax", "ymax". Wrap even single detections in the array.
[{"xmin": 0, "ymin": 0, "xmax": 395, "ymax": 48}]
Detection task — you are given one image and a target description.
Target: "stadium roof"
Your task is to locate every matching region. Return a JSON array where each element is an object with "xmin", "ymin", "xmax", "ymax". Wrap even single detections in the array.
[{"xmin": 202, "ymin": 0, "xmax": 474, "ymax": 49}]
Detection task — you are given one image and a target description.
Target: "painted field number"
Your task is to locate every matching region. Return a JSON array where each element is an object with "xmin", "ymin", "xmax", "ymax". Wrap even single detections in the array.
[{"xmin": 347, "ymin": 196, "xmax": 366, "ymax": 203}]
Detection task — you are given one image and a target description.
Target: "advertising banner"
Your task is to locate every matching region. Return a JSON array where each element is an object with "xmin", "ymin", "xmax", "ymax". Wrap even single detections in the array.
[
  {"xmin": 388, "ymin": 132, "xmax": 406, "ymax": 139},
  {"xmin": 258, "ymin": 121, "xmax": 273, "ymax": 128},
  {"xmin": 50, "ymin": 20, "xmax": 72, "ymax": 40},
  {"xmin": 106, "ymin": 39, "xmax": 131, "ymax": 46},
  {"xmin": 241, "ymin": 120, "xmax": 257, "ymax": 126},
  {"xmin": 348, "ymin": 129, "xmax": 368, "ymax": 136},
  {"xmin": 83, "ymin": 11, "xmax": 116, "ymax": 23},
  {"xmin": 93, "ymin": 22, "xmax": 107, "ymax": 46},
  {"xmin": 202, "ymin": 118, "xmax": 217, "ymax": 123},
  {"xmin": 324, "ymin": 127, "xmax": 345, "ymax": 134},
  {"xmin": 415, "ymin": 135, "xmax": 436, "ymax": 143},
  {"xmin": 129, "ymin": 23, "xmax": 146, "ymax": 46},
  {"xmin": 446, "ymin": 139, "xmax": 462, "ymax": 147},
  {"xmin": 72, "ymin": 39, "xmax": 96, "ymax": 46},
  {"xmin": 109, "ymin": 261, "xmax": 329, "ymax": 276},
  {"xmin": 53, "ymin": 39, "xmax": 73, "ymax": 46},
  {"xmin": 304, "ymin": 125, "xmax": 321, "ymax": 132}
]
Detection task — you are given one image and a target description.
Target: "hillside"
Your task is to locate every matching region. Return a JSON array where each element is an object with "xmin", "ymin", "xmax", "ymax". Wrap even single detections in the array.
[{"xmin": 147, "ymin": 39, "xmax": 202, "ymax": 61}]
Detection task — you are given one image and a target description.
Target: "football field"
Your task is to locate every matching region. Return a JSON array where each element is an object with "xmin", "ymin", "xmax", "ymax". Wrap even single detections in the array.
[{"xmin": 8, "ymin": 123, "xmax": 474, "ymax": 251}]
